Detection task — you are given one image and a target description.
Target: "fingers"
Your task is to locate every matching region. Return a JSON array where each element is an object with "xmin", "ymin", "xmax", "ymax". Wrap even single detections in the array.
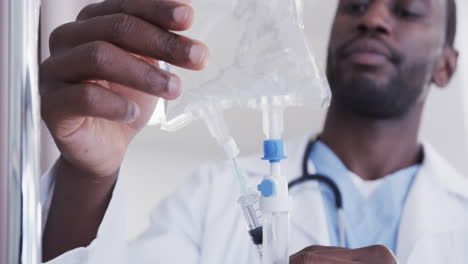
[
  {"xmin": 290, "ymin": 245, "xmax": 398, "ymax": 264},
  {"xmin": 290, "ymin": 252, "xmax": 352, "ymax": 264},
  {"xmin": 42, "ymin": 82, "xmax": 140, "ymax": 124},
  {"xmin": 354, "ymin": 245, "xmax": 397, "ymax": 264},
  {"xmin": 49, "ymin": 14, "xmax": 208, "ymax": 70},
  {"xmin": 77, "ymin": 0, "xmax": 194, "ymax": 31},
  {"xmin": 301, "ymin": 246, "xmax": 350, "ymax": 253},
  {"xmin": 42, "ymin": 41, "xmax": 181, "ymax": 100}
]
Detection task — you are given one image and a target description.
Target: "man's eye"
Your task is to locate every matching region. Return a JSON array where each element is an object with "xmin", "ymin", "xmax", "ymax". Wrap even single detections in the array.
[
  {"xmin": 395, "ymin": 8, "xmax": 423, "ymax": 19},
  {"xmin": 344, "ymin": 3, "xmax": 369, "ymax": 14}
]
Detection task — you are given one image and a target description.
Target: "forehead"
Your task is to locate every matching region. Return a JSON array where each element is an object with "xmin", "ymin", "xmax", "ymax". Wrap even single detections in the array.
[
  {"xmin": 337, "ymin": 0, "xmax": 448, "ymax": 23},
  {"xmin": 338, "ymin": 0, "xmax": 445, "ymax": 10}
]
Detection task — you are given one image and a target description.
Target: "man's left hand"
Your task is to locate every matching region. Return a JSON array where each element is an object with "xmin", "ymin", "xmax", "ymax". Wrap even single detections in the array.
[{"xmin": 290, "ymin": 245, "xmax": 398, "ymax": 264}]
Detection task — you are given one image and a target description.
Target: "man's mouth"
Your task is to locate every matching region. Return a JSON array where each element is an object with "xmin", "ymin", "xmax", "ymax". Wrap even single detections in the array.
[
  {"xmin": 341, "ymin": 38, "xmax": 394, "ymax": 67},
  {"xmin": 347, "ymin": 52, "xmax": 388, "ymax": 65}
]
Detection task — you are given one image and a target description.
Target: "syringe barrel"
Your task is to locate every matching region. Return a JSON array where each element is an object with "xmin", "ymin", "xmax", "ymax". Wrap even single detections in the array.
[{"xmin": 238, "ymin": 193, "xmax": 262, "ymax": 231}]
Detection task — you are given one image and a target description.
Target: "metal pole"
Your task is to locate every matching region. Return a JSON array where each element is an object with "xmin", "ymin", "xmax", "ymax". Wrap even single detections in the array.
[
  {"xmin": 1, "ymin": 0, "xmax": 42, "ymax": 263},
  {"xmin": 1, "ymin": 0, "xmax": 11, "ymax": 262}
]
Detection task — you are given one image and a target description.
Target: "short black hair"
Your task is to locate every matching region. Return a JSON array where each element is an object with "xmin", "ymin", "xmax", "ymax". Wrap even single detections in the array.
[{"xmin": 446, "ymin": 0, "xmax": 457, "ymax": 47}]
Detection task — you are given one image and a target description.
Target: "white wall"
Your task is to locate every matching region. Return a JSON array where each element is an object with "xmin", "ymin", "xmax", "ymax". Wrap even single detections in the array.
[{"xmin": 40, "ymin": 0, "xmax": 468, "ymax": 240}]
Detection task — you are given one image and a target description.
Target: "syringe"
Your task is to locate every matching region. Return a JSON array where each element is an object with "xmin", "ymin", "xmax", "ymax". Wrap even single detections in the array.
[
  {"xmin": 233, "ymin": 161, "xmax": 263, "ymax": 256},
  {"xmin": 237, "ymin": 192, "xmax": 263, "ymax": 256},
  {"xmin": 192, "ymin": 101, "xmax": 265, "ymax": 255}
]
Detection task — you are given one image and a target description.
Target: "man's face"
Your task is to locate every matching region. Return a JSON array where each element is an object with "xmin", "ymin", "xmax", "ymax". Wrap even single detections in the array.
[{"xmin": 326, "ymin": 0, "xmax": 450, "ymax": 119}]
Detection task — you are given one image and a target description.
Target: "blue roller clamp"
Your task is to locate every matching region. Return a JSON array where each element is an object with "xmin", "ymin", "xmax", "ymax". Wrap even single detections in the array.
[
  {"xmin": 258, "ymin": 179, "xmax": 276, "ymax": 197},
  {"xmin": 262, "ymin": 140, "xmax": 287, "ymax": 163},
  {"xmin": 258, "ymin": 140, "xmax": 287, "ymax": 197}
]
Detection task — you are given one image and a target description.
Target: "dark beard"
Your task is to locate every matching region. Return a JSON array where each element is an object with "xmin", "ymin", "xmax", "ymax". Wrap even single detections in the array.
[{"xmin": 326, "ymin": 57, "xmax": 427, "ymax": 120}]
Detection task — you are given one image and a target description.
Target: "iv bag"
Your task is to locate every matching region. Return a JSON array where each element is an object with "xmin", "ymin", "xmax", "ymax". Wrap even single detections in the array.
[{"xmin": 158, "ymin": 0, "xmax": 331, "ymax": 131}]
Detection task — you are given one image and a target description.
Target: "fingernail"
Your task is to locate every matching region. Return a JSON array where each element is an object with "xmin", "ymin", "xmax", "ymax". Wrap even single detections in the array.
[
  {"xmin": 126, "ymin": 102, "xmax": 140, "ymax": 122},
  {"xmin": 173, "ymin": 6, "xmax": 190, "ymax": 24},
  {"xmin": 189, "ymin": 44, "xmax": 208, "ymax": 66},
  {"xmin": 167, "ymin": 76, "xmax": 181, "ymax": 98}
]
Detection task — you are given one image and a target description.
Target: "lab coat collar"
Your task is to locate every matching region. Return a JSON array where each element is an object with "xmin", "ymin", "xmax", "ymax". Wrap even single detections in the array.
[
  {"xmin": 421, "ymin": 143, "xmax": 468, "ymax": 199},
  {"xmin": 397, "ymin": 142, "xmax": 468, "ymax": 263}
]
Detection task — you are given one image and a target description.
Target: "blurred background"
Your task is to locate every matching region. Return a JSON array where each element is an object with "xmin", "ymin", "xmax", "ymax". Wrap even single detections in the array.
[{"xmin": 40, "ymin": 0, "xmax": 468, "ymax": 240}]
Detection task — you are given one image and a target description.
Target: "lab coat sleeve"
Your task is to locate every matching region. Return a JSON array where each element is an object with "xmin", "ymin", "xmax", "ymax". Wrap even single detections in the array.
[
  {"xmin": 40, "ymin": 164, "xmax": 128, "ymax": 264},
  {"xmin": 126, "ymin": 164, "xmax": 215, "ymax": 263},
  {"xmin": 41, "ymin": 163, "xmax": 216, "ymax": 264}
]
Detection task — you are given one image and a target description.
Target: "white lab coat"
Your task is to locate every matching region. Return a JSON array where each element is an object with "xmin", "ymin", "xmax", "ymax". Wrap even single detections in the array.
[{"xmin": 41, "ymin": 137, "xmax": 468, "ymax": 264}]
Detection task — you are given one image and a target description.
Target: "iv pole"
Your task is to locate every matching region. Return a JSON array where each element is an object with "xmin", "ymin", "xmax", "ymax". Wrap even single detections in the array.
[{"xmin": 0, "ymin": 0, "xmax": 42, "ymax": 263}]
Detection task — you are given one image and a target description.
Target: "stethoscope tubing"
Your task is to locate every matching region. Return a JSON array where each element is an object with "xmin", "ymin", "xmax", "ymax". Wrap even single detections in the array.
[{"xmin": 288, "ymin": 138, "xmax": 346, "ymax": 247}]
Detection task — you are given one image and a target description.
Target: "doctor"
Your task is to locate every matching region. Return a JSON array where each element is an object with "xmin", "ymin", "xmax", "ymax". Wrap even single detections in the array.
[{"xmin": 40, "ymin": 0, "xmax": 468, "ymax": 263}]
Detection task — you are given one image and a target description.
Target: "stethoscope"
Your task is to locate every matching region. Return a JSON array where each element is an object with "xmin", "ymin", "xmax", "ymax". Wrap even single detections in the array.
[{"xmin": 288, "ymin": 138, "xmax": 346, "ymax": 247}]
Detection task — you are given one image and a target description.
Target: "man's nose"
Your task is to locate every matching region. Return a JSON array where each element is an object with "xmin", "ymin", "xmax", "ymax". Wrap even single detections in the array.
[{"xmin": 357, "ymin": 3, "xmax": 393, "ymax": 36}]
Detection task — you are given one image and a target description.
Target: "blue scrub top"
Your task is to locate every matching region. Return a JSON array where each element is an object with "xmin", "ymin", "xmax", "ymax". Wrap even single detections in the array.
[{"xmin": 309, "ymin": 140, "xmax": 420, "ymax": 253}]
